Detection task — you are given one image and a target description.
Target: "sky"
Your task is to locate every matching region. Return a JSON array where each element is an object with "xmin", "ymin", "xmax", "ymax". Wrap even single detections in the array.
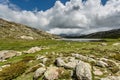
[
  {"xmin": 0, "ymin": 0, "xmax": 120, "ymax": 35},
  {"xmin": 8, "ymin": 0, "xmax": 107, "ymax": 11}
]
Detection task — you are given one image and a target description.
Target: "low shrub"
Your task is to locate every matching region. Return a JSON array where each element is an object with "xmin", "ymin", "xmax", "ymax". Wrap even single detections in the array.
[
  {"xmin": 25, "ymin": 64, "xmax": 42, "ymax": 74},
  {"xmin": 22, "ymin": 56, "xmax": 35, "ymax": 62},
  {"xmin": 109, "ymin": 66, "xmax": 119, "ymax": 73},
  {"xmin": 0, "ymin": 61, "xmax": 27, "ymax": 80},
  {"xmin": 59, "ymin": 70, "xmax": 71, "ymax": 79}
]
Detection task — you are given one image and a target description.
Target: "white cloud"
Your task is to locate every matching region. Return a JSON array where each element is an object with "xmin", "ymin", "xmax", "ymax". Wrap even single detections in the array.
[{"xmin": 0, "ymin": 0, "xmax": 120, "ymax": 35}]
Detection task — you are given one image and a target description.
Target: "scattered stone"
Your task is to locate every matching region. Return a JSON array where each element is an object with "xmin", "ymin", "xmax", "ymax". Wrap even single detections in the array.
[
  {"xmin": 1, "ymin": 64, "xmax": 10, "ymax": 68},
  {"xmin": 44, "ymin": 66, "xmax": 60, "ymax": 80},
  {"xmin": 100, "ymin": 43, "xmax": 107, "ymax": 46},
  {"xmin": 113, "ymin": 43, "xmax": 120, "ymax": 46},
  {"xmin": 0, "ymin": 67, "xmax": 2, "ymax": 71},
  {"xmin": 64, "ymin": 60, "xmax": 79, "ymax": 69},
  {"xmin": 20, "ymin": 35, "xmax": 34, "ymax": 40},
  {"xmin": 96, "ymin": 61, "xmax": 108, "ymax": 67},
  {"xmin": 101, "ymin": 76, "xmax": 120, "ymax": 80},
  {"xmin": 55, "ymin": 57, "xmax": 65, "ymax": 67},
  {"xmin": 64, "ymin": 62, "xmax": 77, "ymax": 69},
  {"xmin": 75, "ymin": 61, "xmax": 92, "ymax": 80},
  {"xmin": 33, "ymin": 67, "xmax": 46, "ymax": 80},
  {"xmin": 68, "ymin": 57, "xmax": 75, "ymax": 62},
  {"xmin": 36, "ymin": 55, "xmax": 46, "ymax": 60},
  {"xmin": 24, "ymin": 47, "xmax": 41, "ymax": 54},
  {"xmin": 93, "ymin": 67, "xmax": 103, "ymax": 76},
  {"xmin": 28, "ymin": 60, "xmax": 34, "ymax": 63},
  {"xmin": 42, "ymin": 58, "xmax": 48, "ymax": 64},
  {"xmin": 72, "ymin": 54, "xmax": 87, "ymax": 61},
  {"xmin": 39, "ymin": 63, "xmax": 45, "ymax": 67},
  {"xmin": 0, "ymin": 64, "xmax": 10, "ymax": 71},
  {"xmin": 72, "ymin": 54, "xmax": 96, "ymax": 63},
  {"xmin": 0, "ymin": 50, "xmax": 22, "ymax": 61}
]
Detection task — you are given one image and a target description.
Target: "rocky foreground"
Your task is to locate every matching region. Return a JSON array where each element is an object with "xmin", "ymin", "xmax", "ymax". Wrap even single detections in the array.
[{"xmin": 0, "ymin": 43, "xmax": 120, "ymax": 80}]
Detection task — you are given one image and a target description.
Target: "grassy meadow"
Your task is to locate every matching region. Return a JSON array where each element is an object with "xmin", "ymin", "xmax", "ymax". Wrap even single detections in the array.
[{"xmin": 0, "ymin": 38, "xmax": 120, "ymax": 80}]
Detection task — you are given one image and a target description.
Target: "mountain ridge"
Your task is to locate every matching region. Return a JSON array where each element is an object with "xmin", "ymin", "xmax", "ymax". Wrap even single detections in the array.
[
  {"xmin": 80, "ymin": 28, "xmax": 120, "ymax": 38},
  {"xmin": 59, "ymin": 29, "xmax": 120, "ymax": 39}
]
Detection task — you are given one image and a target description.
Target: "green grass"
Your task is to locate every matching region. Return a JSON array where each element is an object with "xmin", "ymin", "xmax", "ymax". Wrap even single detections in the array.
[{"xmin": 0, "ymin": 38, "xmax": 120, "ymax": 80}]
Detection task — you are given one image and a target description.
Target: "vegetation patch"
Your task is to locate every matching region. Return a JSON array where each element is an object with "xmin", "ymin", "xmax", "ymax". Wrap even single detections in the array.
[{"xmin": 0, "ymin": 61, "xmax": 28, "ymax": 80}]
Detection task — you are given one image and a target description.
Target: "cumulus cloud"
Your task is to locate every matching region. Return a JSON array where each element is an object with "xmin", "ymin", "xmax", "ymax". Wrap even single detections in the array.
[{"xmin": 0, "ymin": 0, "xmax": 120, "ymax": 35}]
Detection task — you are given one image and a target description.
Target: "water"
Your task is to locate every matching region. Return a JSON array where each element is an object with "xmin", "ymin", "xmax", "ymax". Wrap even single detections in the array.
[{"xmin": 59, "ymin": 38, "xmax": 104, "ymax": 42}]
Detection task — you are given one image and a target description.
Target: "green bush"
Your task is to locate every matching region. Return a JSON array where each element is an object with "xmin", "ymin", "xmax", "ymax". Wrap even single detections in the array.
[
  {"xmin": 114, "ymin": 54, "xmax": 120, "ymax": 61},
  {"xmin": 22, "ymin": 56, "xmax": 35, "ymax": 62},
  {"xmin": 109, "ymin": 66, "xmax": 119, "ymax": 73},
  {"xmin": 25, "ymin": 64, "xmax": 42, "ymax": 74},
  {"xmin": 59, "ymin": 70, "xmax": 71, "ymax": 79},
  {"xmin": 0, "ymin": 61, "xmax": 27, "ymax": 80}
]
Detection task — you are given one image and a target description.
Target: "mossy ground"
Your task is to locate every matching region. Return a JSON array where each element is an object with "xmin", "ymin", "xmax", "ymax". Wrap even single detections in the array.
[{"xmin": 0, "ymin": 38, "xmax": 120, "ymax": 80}]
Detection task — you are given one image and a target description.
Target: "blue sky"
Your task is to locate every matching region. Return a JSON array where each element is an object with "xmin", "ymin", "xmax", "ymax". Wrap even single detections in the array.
[{"xmin": 9, "ymin": 0, "xmax": 108, "ymax": 11}]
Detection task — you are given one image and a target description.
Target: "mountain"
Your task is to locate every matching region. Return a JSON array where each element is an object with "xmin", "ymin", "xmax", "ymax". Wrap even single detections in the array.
[
  {"xmin": 0, "ymin": 18, "xmax": 59, "ymax": 39},
  {"xmin": 80, "ymin": 29, "xmax": 120, "ymax": 39},
  {"xmin": 59, "ymin": 29, "xmax": 120, "ymax": 39}
]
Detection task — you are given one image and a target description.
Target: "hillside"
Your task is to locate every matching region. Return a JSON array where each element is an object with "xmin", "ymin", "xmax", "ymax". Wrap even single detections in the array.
[
  {"xmin": 81, "ymin": 29, "xmax": 120, "ymax": 39},
  {"xmin": 0, "ymin": 18, "xmax": 59, "ymax": 39}
]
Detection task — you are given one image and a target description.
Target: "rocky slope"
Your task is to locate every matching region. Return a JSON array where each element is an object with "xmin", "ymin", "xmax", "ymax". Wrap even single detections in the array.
[
  {"xmin": 0, "ymin": 18, "xmax": 59, "ymax": 39},
  {"xmin": 0, "ymin": 42, "xmax": 120, "ymax": 80}
]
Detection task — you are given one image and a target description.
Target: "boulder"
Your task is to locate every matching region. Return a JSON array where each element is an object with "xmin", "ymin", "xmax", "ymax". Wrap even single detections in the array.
[
  {"xmin": 64, "ymin": 60, "xmax": 79, "ymax": 69},
  {"xmin": 101, "ymin": 76, "xmax": 120, "ymax": 80},
  {"xmin": 55, "ymin": 57, "xmax": 65, "ymax": 67},
  {"xmin": 72, "ymin": 54, "xmax": 87, "ymax": 61},
  {"xmin": 100, "ymin": 43, "xmax": 107, "ymax": 46},
  {"xmin": 0, "ymin": 50, "xmax": 22, "ymax": 61},
  {"xmin": 36, "ymin": 55, "xmax": 46, "ymax": 60},
  {"xmin": 93, "ymin": 67, "xmax": 103, "ymax": 76},
  {"xmin": 0, "ymin": 64, "xmax": 10, "ymax": 71},
  {"xmin": 44, "ymin": 66, "xmax": 59, "ymax": 80},
  {"xmin": 113, "ymin": 43, "xmax": 120, "ymax": 46},
  {"xmin": 20, "ymin": 35, "xmax": 34, "ymax": 40},
  {"xmin": 75, "ymin": 61, "xmax": 92, "ymax": 80},
  {"xmin": 96, "ymin": 61, "xmax": 108, "ymax": 67},
  {"xmin": 42, "ymin": 58, "xmax": 48, "ymax": 64},
  {"xmin": 72, "ymin": 54, "xmax": 96, "ymax": 63},
  {"xmin": 33, "ymin": 67, "xmax": 46, "ymax": 80},
  {"xmin": 24, "ymin": 47, "xmax": 41, "ymax": 54}
]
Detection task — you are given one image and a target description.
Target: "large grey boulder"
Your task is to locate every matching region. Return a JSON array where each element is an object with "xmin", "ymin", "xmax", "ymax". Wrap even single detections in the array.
[
  {"xmin": 44, "ymin": 66, "xmax": 59, "ymax": 80},
  {"xmin": 56, "ymin": 57, "xmax": 79, "ymax": 69},
  {"xmin": 33, "ymin": 67, "xmax": 46, "ymax": 80},
  {"xmin": 55, "ymin": 57, "xmax": 65, "ymax": 67},
  {"xmin": 0, "ymin": 50, "xmax": 22, "ymax": 61},
  {"xmin": 75, "ymin": 61, "xmax": 92, "ymax": 80},
  {"xmin": 101, "ymin": 76, "xmax": 120, "ymax": 80},
  {"xmin": 64, "ymin": 60, "xmax": 79, "ymax": 69},
  {"xmin": 96, "ymin": 61, "xmax": 108, "ymax": 67},
  {"xmin": 24, "ymin": 47, "xmax": 41, "ymax": 54},
  {"xmin": 72, "ymin": 54, "xmax": 96, "ymax": 63}
]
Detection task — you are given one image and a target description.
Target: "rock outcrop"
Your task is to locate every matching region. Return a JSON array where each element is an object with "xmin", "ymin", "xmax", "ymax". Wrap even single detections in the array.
[{"xmin": 75, "ymin": 61, "xmax": 92, "ymax": 80}]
